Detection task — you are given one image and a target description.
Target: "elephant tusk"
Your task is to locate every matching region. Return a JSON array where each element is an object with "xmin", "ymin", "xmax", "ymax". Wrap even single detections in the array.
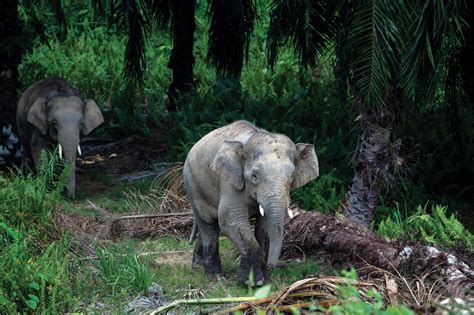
[
  {"xmin": 77, "ymin": 144, "xmax": 81, "ymax": 156},
  {"xmin": 259, "ymin": 204, "xmax": 265, "ymax": 216},
  {"xmin": 58, "ymin": 143, "xmax": 63, "ymax": 159},
  {"xmin": 287, "ymin": 207, "xmax": 294, "ymax": 219}
]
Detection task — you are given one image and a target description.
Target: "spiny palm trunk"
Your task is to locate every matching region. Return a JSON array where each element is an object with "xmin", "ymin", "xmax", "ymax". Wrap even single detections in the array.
[
  {"xmin": 0, "ymin": 0, "xmax": 23, "ymax": 168},
  {"xmin": 341, "ymin": 90, "xmax": 401, "ymax": 226},
  {"xmin": 167, "ymin": 0, "xmax": 196, "ymax": 112}
]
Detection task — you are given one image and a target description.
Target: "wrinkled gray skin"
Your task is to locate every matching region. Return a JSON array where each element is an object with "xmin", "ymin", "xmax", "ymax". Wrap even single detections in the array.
[
  {"xmin": 16, "ymin": 78, "xmax": 104, "ymax": 198},
  {"xmin": 184, "ymin": 121, "xmax": 319, "ymax": 286}
]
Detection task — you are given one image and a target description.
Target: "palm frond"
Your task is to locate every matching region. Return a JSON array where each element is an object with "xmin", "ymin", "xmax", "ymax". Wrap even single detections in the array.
[
  {"xmin": 111, "ymin": 0, "xmax": 150, "ymax": 82},
  {"xmin": 267, "ymin": 0, "xmax": 335, "ymax": 69},
  {"xmin": 150, "ymin": 0, "xmax": 171, "ymax": 30},
  {"xmin": 401, "ymin": 0, "xmax": 466, "ymax": 102},
  {"xmin": 336, "ymin": 0, "xmax": 403, "ymax": 109},
  {"xmin": 207, "ymin": 0, "xmax": 256, "ymax": 78}
]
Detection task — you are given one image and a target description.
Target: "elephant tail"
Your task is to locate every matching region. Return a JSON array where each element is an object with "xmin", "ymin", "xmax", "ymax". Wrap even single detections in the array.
[{"xmin": 188, "ymin": 220, "xmax": 198, "ymax": 244}]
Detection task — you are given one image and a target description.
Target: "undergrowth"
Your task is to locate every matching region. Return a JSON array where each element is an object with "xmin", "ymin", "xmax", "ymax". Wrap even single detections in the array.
[
  {"xmin": 0, "ymin": 153, "xmax": 73, "ymax": 312},
  {"xmin": 378, "ymin": 204, "xmax": 473, "ymax": 251},
  {"xmin": 0, "ymin": 154, "xmax": 154, "ymax": 312}
]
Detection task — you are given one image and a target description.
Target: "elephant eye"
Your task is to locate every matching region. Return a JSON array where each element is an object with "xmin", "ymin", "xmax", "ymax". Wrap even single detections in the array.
[
  {"xmin": 251, "ymin": 173, "xmax": 258, "ymax": 184},
  {"xmin": 51, "ymin": 119, "xmax": 57, "ymax": 126}
]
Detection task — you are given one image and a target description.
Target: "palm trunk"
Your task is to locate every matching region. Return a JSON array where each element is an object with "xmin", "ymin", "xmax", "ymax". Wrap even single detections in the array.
[
  {"xmin": 167, "ymin": 0, "xmax": 196, "ymax": 112},
  {"xmin": 341, "ymin": 90, "xmax": 401, "ymax": 226},
  {"xmin": 0, "ymin": 0, "xmax": 23, "ymax": 168}
]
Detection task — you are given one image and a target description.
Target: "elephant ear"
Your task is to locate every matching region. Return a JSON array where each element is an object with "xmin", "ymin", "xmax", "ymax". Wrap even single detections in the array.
[
  {"xmin": 291, "ymin": 143, "xmax": 319, "ymax": 190},
  {"xmin": 210, "ymin": 141, "xmax": 245, "ymax": 190},
  {"xmin": 27, "ymin": 97, "xmax": 48, "ymax": 135},
  {"xmin": 82, "ymin": 99, "xmax": 104, "ymax": 135}
]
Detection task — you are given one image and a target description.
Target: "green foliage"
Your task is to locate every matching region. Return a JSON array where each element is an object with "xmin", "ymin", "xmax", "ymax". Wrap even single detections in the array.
[
  {"xmin": 292, "ymin": 171, "xmax": 346, "ymax": 213},
  {"xmin": 0, "ymin": 153, "xmax": 74, "ymax": 313},
  {"xmin": 378, "ymin": 204, "xmax": 473, "ymax": 251},
  {"xmin": 323, "ymin": 286, "xmax": 413, "ymax": 315},
  {"xmin": 93, "ymin": 246, "xmax": 152, "ymax": 295},
  {"xmin": 0, "ymin": 151, "xmax": 68, "ymax": 229},
  {"xmin": 18, "ymin": 26, "xmax": 126, "ymax": 110},
  {"xmin": 401, "ymin": 0, "xmax": 466, "ymax": 101}
]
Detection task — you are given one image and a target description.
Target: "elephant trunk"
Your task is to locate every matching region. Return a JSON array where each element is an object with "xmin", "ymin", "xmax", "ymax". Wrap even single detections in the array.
[
  {"xmin": 260, "ymin": 195, "xmax": 288, "ymax": 269},
  {"xmin": 58, "ymin": 129, "xmax": 79, "ymax": 198}
]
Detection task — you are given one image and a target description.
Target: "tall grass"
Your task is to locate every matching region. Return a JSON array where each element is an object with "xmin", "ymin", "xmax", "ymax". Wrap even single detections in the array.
[{"xmin": 0, "ymin": 153, "xmax": 74, "ymax": 312}]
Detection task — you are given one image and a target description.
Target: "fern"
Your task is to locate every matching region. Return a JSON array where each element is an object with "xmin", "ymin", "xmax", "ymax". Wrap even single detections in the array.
[{"xmin": 378, "ymin": 204, "xmax": 473, "ymax": 251}]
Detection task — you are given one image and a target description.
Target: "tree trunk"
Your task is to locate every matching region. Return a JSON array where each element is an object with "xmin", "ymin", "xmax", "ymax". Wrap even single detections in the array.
[
  {"xmin": 340, "ymin": 90, "xmax": 402, "ymax": 226},
  {"xmin": 0, "ymin": 0, "xmax": 23, "ymax": 169},
  {"xmin": 167, "ymin": 0, "xmax": 196, "ymax": 112}
]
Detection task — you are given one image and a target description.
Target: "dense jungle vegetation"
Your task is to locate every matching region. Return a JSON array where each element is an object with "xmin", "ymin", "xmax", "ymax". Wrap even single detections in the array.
[{"xmin": 0, "ymin": 0, "xmax": 473, "ymax": 313}]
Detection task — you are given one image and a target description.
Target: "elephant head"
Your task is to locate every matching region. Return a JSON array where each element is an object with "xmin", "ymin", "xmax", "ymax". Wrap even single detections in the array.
[
  {"xmin": 211, "ymin": 133, "xmax": 319, "ymax": 268},
  {"xmin": 27, "ymin": 95, "xmax": 103, "ymax": 197}
]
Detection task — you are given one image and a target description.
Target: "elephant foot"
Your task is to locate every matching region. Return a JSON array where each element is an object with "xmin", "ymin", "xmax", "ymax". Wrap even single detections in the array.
[
  {"xmin": 203, "ymin": 262, "xmax": 223, "ymax": 277},
  {"xmin": 193, "ymin": 239, "xmax": 223, "ymax": 275},
  {"xmin": 245, "ymin": 279, "xmax": 264, "ymax": 287},
  {"xmin": 191, "ymin": 260, "xmax": 203, "ymax": 270},
  {"xmin": 238, "ymin": 256, "xmax": 265, "ymax": 287}
]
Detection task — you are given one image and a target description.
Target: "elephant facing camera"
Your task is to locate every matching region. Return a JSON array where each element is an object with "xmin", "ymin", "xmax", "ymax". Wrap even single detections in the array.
[
  {"xmin": 16, "ymin": 77, "xmax": 104, "ymax": 198},
  {"xmin": 184, "ymin": 120, "xmax": 319, "ymax": 286}
]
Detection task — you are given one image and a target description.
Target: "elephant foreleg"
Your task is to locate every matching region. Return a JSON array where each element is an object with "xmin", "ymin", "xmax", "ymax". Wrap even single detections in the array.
[{"xmin": 219, "ymin": 204, "xmax": 264, "ymax": 286}]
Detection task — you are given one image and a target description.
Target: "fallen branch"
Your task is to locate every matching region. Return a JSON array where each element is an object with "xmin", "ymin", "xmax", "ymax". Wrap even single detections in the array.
[
  {"xmin": 149, "ymin": 296, "xmax": 263, "ymax": 314},
  {"xmin": 222, "ymin": 291, "xmax": 333, "ymax": 314},
  {"xmin": 118, "ymin": 162, "xmax": 182, "ymax": 182},
  {"xmin": 117, "ymin": 213, "xmax": 192, "ymax": 220}
]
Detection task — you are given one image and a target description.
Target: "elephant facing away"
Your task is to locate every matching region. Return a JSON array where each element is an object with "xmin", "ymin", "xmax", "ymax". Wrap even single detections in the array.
[
  {"xmin": 16, "ymin": 77, "xmax": 104, "ymax": 198},
  {"xmin": 184, "ymin": 120, "xmax": 319, "ymax": 285}
]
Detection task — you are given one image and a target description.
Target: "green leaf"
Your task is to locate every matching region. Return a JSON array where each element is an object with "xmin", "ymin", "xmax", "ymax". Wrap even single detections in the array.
[
  {"xmin": 27, "ymin": 294, "xmax": 39, "ymax": 303},
  {"xmin": 254, "ymin": 284, "xmax": 272, "ymax": 298},
  {"xmin": 28, "ymin": 282, "xmax": 40, "ymax": 291},
  {"xmin": 25, "ymin": 299, "xmax": 38, "ymax": 310}
]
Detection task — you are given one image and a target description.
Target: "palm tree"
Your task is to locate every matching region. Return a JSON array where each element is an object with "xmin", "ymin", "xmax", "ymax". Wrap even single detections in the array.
[
  {"xmin": 111, "ymin": 0, "xmax": 256, "ymax": 111},
  {"xmin": 267, "ymin": 0, "xmax": 467, "ymax": 226}
]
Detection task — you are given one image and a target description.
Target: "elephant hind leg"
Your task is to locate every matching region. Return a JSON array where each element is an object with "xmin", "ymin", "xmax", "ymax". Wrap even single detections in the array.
[{"xmin": 192, "ymin": 214, "xmax": 222, "ymax": 276}]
